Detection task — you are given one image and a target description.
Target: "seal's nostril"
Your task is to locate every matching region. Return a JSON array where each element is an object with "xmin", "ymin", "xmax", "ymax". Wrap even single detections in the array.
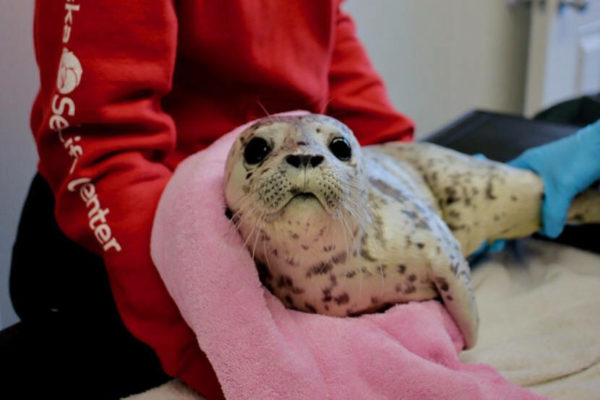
[
  {"xmin": 286, "ymin": 155, "xmax": 301, "ymax": 168},
  {"xmin": 286, "ymin": 154, "xmax": 324, "ymax": 168},
  {"xmin": 310, "ymin": 155, "xmax": 324, "ymax": 167}
]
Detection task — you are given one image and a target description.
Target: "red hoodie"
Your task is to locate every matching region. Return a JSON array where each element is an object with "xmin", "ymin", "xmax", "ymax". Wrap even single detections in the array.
[{"xmin": 31, "ymin": 0, "xmax": 413, "ymax": 398}]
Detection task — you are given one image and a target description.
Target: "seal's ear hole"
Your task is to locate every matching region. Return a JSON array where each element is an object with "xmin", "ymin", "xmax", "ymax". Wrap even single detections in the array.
[
  {"xmin": 244, "ymin": 137, "xmax": 271, "ymax": 164},
  {"xmin": 225, "ymin": 207, "xmax": 233, "ymax": 220},
  {"xmin": 329, "ymin": 137, "xmax": 352, "ymax": 161}
]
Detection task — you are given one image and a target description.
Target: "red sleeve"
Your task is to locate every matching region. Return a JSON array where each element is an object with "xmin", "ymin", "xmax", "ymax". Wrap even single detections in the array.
[
  {"xmin": 30, "ymin": 1, "xmax": 223, "ymax": 398},
  {"xmin": 327, "ymin": 2, "xmax": 415, "ymax": 145}
]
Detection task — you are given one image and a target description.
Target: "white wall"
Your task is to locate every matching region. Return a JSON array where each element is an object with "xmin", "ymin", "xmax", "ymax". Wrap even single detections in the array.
[
  {"xmin": 0, "ymin": 0, "xmax": 38, "ymax": 328},
  {"xmin": 345, "ymin": 0, "xmax": 531, "ymax": 138}
]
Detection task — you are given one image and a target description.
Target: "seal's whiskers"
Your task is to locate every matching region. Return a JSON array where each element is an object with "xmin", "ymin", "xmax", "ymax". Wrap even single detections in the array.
[
  {"xmin": 250, "ymin": 210, "xmax": 268, "ymax": 262},
  {"xmin": 241, "ymin": 208, "xmax": 264, "ymax": 250},
  {"xmin": 335, "ymin": 210, "xmax": 354, "ymax": 294},
  {"xmin": 262, "ymin": 236, "xmax": 272, "ymax": 271},
  {"xmin": 228, "ymin": 194, "xmax": 254, "ymax": 227}
]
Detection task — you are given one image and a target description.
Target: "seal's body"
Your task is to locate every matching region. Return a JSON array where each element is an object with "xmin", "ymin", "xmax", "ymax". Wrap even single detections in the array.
[{"xmin": 224, "ymin": 114, "xmax": 600, "ymax": 349}]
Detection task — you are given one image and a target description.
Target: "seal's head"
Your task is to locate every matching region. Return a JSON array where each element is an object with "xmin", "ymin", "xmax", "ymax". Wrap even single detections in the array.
[{"xmin": 224, "ymin": 114, "xmax": 369, "ymax": 252}]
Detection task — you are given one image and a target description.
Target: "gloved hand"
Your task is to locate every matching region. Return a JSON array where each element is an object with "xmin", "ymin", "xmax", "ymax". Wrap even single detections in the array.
[
  {"xmin": 469, "ymin": 239, "xmax": 506, "ymax": 260},
  {"xmin": 508, "ymin": 119, "xmax": 600, "ymax": 238}
]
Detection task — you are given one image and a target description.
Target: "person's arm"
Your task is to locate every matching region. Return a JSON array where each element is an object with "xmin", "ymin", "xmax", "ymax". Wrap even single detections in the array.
[
  {"xmin": 31, "ymin": 1, "xmax": 222, "ymax": 398},
  {"xmin": 470, "ymin": 121, "xmax": 600, "ymax": 258},
  {"xmin": 327, "ymin": 2, "xmax": 414, "ymax": 145},
  {"xmin": 508, "ymin": 119, "xmax": 600, "ymax": 238}
]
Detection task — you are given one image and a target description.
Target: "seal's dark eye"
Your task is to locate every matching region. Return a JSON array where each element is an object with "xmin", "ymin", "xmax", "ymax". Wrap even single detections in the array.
[
  {"xmin": 329, "ymin": 137, "xmax": 352, "ymax": 161},
  {"xmin": 244, "ymin": 137, "xmax": 271, "ymax": 164}
]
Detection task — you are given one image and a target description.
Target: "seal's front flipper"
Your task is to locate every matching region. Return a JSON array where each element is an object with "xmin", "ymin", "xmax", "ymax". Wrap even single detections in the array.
[{"xmin": 430, "ymin": 256, "xmax": 479, "ymax": 349}]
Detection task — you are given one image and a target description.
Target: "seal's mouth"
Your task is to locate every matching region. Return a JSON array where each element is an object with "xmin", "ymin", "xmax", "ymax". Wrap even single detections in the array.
[
  {"xmin": 281, "ymin": 191, "xmax": 326, "ymax": 212},
  {"xmin": 292, "ymin": 192, "xmax": 318, "ymax": 201},
  {"xmin": 264, "ymin": 187, "xmax": 333, "ymax": 218}
]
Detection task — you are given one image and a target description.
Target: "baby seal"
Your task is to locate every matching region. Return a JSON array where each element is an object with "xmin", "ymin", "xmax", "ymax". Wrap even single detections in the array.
[{"xmin": 224, "ymin": 114, "xmax": 600, "ymax": 349}]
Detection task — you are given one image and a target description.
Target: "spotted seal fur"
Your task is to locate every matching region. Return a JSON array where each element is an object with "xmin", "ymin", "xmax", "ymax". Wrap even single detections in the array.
[{"xmin": 224, "ymin": 114, "xmax": 600, "ymax": 349}]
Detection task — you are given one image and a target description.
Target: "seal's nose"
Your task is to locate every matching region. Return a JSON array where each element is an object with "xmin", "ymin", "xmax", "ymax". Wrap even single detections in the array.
[{"xmin": 285, "ymin": 154, "xmax": 324, "ymax": 168}]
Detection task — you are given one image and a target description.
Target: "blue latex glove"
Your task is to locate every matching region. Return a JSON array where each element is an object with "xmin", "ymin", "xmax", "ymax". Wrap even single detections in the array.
[
  {"xmin": 508, "ymin": 119, "xmax": 600, "ymax": 238},
  {"xmin": 469, "ymin": 239, "xmax": 506, "ymax": 260}
]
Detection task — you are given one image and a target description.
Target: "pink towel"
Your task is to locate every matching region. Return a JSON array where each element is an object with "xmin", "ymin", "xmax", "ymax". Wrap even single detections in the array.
[{"xmin": 151, "ymin": 114, "xmax": 546, "ymax": 400}]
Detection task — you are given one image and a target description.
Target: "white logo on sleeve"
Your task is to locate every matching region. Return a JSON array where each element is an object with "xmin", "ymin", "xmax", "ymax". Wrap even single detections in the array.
[
  {"xmin": 56, "ymin": 48, "xmax": 82, "ymax": 95},
  {"xmin": 51, "ymin": 1, "xmax": 121, "ymax": 253}
]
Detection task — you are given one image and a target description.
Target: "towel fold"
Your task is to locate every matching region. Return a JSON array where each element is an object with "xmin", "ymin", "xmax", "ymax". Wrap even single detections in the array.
[{"xmin": 151, "ymin": 115, "xmax": 545, "ymax": 400}]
